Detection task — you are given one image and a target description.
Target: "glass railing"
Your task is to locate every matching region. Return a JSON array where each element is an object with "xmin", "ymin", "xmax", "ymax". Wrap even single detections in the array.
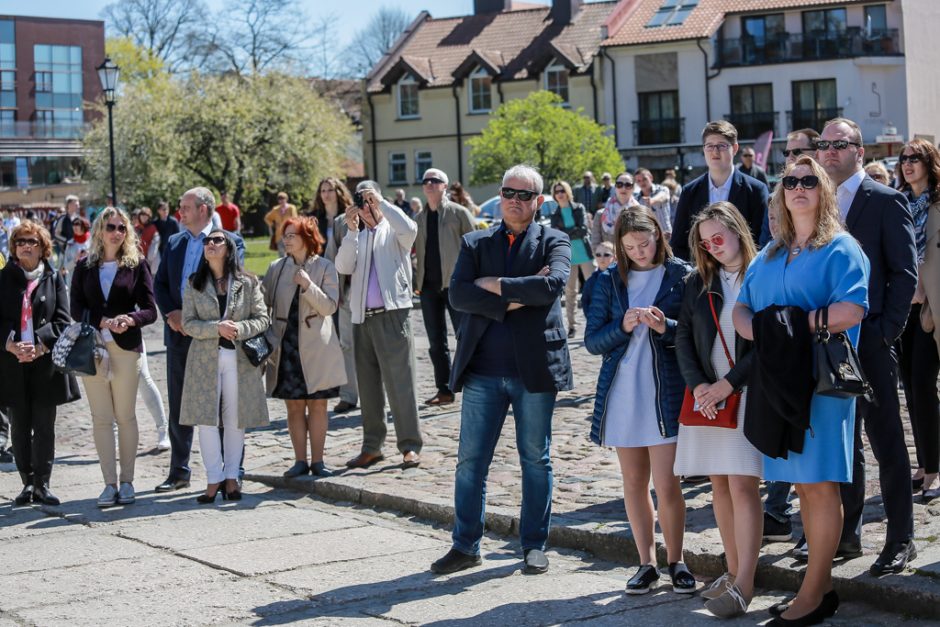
[
  {"xmin": 0, "ymin": 120, "xmax": 88, "ymax": 139},
  {"xmin": 716, "ymin": 29, "xmax": 900, "ymax": 67}
]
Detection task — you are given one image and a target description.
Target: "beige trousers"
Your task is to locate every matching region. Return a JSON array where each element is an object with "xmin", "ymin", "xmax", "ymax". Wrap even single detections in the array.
[
  {"xmin": 565, "ymin": 261, "xmax": 596, "ymax": 329},
  {"xmin": 83, "ymin": 341, "xmax": 141, "ymax": 484}
]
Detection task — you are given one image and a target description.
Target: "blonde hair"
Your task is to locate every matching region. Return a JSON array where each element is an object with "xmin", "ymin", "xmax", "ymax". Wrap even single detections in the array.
[
  {"xmin": 689, "ymin": 201, "xmax": 757, "ymax": 293},
  {"xmin": 766, "ymin": 156, "xmax": 843, "ymax": 259},
  {"xmin": 551, "ymin": 180, "xmax": 574, "ymax": 203},
  {"xmin": 87, "ymin": 207, "xmax": 142, "ymax": 268}
]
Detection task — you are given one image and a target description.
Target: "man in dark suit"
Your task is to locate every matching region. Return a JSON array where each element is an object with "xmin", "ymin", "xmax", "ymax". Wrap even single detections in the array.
[
  {"xmin": 153, "ymin": 186, "xmax": 244, "ymax": 492},
  {"xmin": 670, "ymin": 120, "xmax": 770, "ymax": 260},
  {"xmin": 820, "ymin": 118, "xmax": 918, "ymax": 575},
  {"xmin": 737, "ymin": 146, "xmax": 769, "ymax": 187},
  {"xmin": 430, "ymin": 164, "xmax": 572, "ymax": 577}
]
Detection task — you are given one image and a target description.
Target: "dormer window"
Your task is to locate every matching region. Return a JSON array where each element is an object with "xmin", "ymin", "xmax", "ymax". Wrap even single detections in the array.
[
  {"xmin": 397, "ymin": 75, "xmax": 419, "ymax": 119},
  {"xmin": 545, "ymin": 62, "xmax": 569, "ymax": 105},
  {"xmin": 646, "ymin": 0, "xmax": 699, "ymax": 28},
  {"xmin": 468, "ymin": 67, "xmax": 492, "ymax": 113}
]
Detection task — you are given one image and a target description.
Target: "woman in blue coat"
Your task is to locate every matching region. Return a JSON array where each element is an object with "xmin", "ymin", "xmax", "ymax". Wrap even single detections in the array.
[{"xmin": 585, "ymin": 206, "xmax": 693, "ymax": 595}]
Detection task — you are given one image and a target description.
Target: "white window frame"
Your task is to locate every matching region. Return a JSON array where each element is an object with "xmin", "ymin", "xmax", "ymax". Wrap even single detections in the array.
[
  {"xmin": 544, "ymin": 62, "xmax": 570, "ymax": 106},
  {"xmin": 389, "ymin": 152, "xmax": 408, "ymax": 185},
  {"xmin": 468, "ymin": 67, "xmax": 492, "ymax": 113},
  {"xmin": 397, "ymin": 75, "xmax": 419, "ymax": 119},
  {"xmin": 414, "ymin": 151, "xmax": 432, "ymax": 183}
]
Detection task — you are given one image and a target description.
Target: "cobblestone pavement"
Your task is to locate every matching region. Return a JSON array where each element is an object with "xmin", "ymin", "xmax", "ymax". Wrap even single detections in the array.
[{"xmin": 8, "ymin": 304, "xmax": 940, "ymax": 623}]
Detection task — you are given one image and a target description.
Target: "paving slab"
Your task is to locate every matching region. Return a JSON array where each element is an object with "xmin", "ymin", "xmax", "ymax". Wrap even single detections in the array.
[{"xmin": 0, "ymin": 528, "xmax": 159, "ymax": 575}]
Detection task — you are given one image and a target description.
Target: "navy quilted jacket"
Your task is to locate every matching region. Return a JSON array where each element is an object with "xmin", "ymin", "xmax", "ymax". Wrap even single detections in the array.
[{"xmin": 584, "ymin": 257, "xmax": 691, "ymax": 445}]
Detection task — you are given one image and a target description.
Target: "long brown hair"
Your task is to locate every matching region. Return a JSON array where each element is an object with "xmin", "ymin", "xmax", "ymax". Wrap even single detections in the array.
[
  {"xmin": 613, "ymin": 205, "xmax": 672, "ymax": 285},
  {"xmin": 689, "ymin": 201, "xmax": 757, "ymax": 293},
  {"xmin": 896, "ymin": 138, "xmax": 940, "ymax": 203},
  {"xmin": 766, "ymin": 156, "xmax": 843, "ymax": 259},
  {"xmin": 312, "ymin": 177, "xmax": 353, "ymax": 214}
]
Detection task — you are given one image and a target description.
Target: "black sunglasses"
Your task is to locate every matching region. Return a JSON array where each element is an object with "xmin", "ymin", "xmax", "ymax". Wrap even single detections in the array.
[
  {"xmin": 105, "ymin": 223, "xmax": 127, "ymax": 233},
  {"xmin": 203, "ymin": 235, "xmax": 227, "ymax": 246},
  {"xmin": 553, "ymin": 188, "xmax": 565, "ymax": 194},
  {"xmin": 781, "ymin": 175, "xmax": 820, "ymax": 190},
  {"xmin": 899, "ymin": 154, "xmax": 922, "ymax": 165},
  {"xmin": 615, "ymin": 181, "xmax": 634, "ymax": 189},
  {"xmin": 594, "ymin": 252, "xmax": 613, "ymax": 258},
  {"xmin": 500, "ymin": 187, "xmax": 537, "ymax": 201},
  {"xmin": 14, "ymin": 238, "xmax": 40, "ymax": 247},
  {"xmin": 814, "ymin": 140, "xmax": 860, "ymax": 151},
  {"xmin": 422, "ymin": 177, "xmax": 444, "ymax": 185},
  {"xmin": 782, "ymin": 148, "xmax": 809, "ymax": 158}
]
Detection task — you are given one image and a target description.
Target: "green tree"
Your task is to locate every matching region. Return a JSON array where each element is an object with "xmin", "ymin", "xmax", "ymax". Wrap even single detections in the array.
[
  {"xmin": 83, "ymin": 72, "xmax": 355, "ymax": 212},
  {"xmin": 105, "ymin": 36, "xmax": 166, "ymax": 83},
  {"xmin": 468, "ymin": 91, "xmax": 623, "ymax": 189}
]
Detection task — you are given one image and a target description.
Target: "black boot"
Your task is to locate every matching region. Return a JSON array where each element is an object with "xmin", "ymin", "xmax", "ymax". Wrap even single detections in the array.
[
  {"xmin": 14, "ymin": 484, "xmax": 33, "ymax": 505},
  {"xmin": 33, "ymin": 476, "xmax": 60, "ymax": 506}
]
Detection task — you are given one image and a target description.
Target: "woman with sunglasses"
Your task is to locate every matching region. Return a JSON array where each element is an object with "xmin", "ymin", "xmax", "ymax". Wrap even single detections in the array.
[
  {"xmin": 181, "ymin": 229, "xmax": 270, "ymax": 502},
  {"xmin": 71, "ymin": 208, "xmax": 157, "ymax": 507},
  {"xmin": 0, "ymin": 221, "xmax": 80, "ymax": 506},
  {"xmin": 674, "ymin": 201, "xmax": 761, "ymax": 618},
  {"xmin": 585, "ymin": 206, "xmax": 695, "ymax": 595},
  {"xmin": 733, "ymin": 156, "xmax": 869, "ymax": 625},
  {"xmin": 591, "ymin": 172, "xmax": 639, "ymax": 252},
  {"xmin": 549, "ymin": 180, "xmax": 594, "ymax": 338},
  {"xmin": 581, "ymin": 241, "xmax": 615, "ymax": 317},
  {"xmin": 896, "ymin": 139, "xmax": 940, "ymax": 499}
]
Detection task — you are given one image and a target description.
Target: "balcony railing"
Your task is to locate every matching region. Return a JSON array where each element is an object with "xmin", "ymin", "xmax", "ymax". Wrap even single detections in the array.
[
  {"xmin": 723, "ymin": 111, "xmax": 778, "ymax": 140},
  {"xmin": 716, "ymin": 28, "xmax": 900, "ymax": 67},
  {"xmin": 632, "ymin": 117, "xmax": 685, "ymax": 146},
  {"xmin": 0, "ymin": 120, "xmax": 89, "ymax": 139},
  {"xmin": 786, "ymin": 107, "xmax": 843, "ymax": 133}
]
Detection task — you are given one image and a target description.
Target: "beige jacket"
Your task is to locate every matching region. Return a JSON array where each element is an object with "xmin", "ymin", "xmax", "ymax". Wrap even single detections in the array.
[
  {"xmin": 261, "ymin": 255, "xmax": 346, "ymax": 395},
  {"xmin": 413, "ymin": 199, "xmax": 475, "ymax": 291},
  {"xmin": 180, "ymin": 275, "xmax": 270, "ymax": 429},
  {"xmin": 919, "ymin": 200, "xmax": 940, "ymax": 352}
]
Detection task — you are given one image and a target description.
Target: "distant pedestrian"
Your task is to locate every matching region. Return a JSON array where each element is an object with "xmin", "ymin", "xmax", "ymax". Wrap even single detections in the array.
[
  {"xmin": 548, "ymin": 179, "xmax": 593, "ymax": 338},
  {"xmin": 61, "ymin": 217, "xmax": 90, "ymax": 284},
  {"xmin": 215, "ymin": 191, "xmax": 241, "ymax": 233},
  {"xmin": 738, "ymin": 146, "xmax": 769, "ymax": 187},
  {"xmin": 634, "ymin": 168, "xmax": 672, "ymax": 239},
  {"xmin": 135, "ymin": 207, "xmax": 161, "ymax": 273},
  {"xmin": 592, "ymin": 172, "xmax": 639, "ymax": 251},
  {"xmin": 573, "ymin": 170, "xmax": 598, "ymax": 216},
  {"xmin": 392, "ymin": 189, "xmax": 413, "ymax": 218},
  {"xmin": 864, "ymin": 161, "xmax": 890, "ymax": 186},
  {"xmin": 265, "ymin": 192, "xmax": 298, "ymax": 255},
  {"xmin": 153, "ymin": 200, "xmax": 180, "ymax": 256},
  {"xmin": 581, "ymin": 240, "xmax": 614, "ymax": 316},
  {"xmin": 449, "ymin": 181, "xmax": 481, "ymax": 217},
  {"xmin": 596, "ymin": 173, "xmax": 613, "ymax": 213}
]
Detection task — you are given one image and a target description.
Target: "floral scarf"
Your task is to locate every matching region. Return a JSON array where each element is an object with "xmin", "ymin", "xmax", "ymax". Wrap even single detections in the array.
[{"xmin": 907, "ymin": 189, "xmax": 931, "ymax": 264}]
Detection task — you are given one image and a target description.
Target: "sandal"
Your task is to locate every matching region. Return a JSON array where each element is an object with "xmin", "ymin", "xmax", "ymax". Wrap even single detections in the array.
[
  {"xmin": 668, "ymin": 561, "xmax": 696, "ymax": 594},
  {"xmin": 625, "ymin": 564, "xmax": 660, "ymax": 595}
]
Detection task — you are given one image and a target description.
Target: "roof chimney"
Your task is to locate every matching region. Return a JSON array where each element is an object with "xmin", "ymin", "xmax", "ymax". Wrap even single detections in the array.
[
  {"xmin": 551, "ymin": 0, "xmax": 583, "ymax": 24},
  {"xmin": 474, "ymin": 0, "xmax": 512, "ymax": 14}
]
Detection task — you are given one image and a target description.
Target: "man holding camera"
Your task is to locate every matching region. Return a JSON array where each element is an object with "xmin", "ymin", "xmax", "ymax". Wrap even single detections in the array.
[{"xmin": 335, "ymin": 181, "xmax": 423, "ymax": 469}]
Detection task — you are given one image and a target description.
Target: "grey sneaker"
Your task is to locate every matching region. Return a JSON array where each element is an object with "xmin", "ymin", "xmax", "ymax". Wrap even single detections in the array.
[
  {"xmin": 117, "ymin": 482, "xmax": 136, "ymax": 505},
  {"xmin": 97, "ymin": 485, "xmax": 118, "ymax": 508},
  {"xmin": 704, "ymin": 583, "xmax": 749, "ymax": 618},
  {"xmin": 701, "ymin": 572, "xmax": 735, "ymax": 601}
]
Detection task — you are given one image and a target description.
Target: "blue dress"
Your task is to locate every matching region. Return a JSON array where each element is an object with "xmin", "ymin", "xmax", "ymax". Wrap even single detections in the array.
[{"xmin": 737, "ymin": 232, "xmax": 870, "ymax": 483}]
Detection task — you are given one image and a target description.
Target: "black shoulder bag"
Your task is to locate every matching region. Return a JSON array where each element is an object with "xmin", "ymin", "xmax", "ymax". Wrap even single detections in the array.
[{"xmin": 814, "ymin": 307, "xmax": 873, "ymax": 402}]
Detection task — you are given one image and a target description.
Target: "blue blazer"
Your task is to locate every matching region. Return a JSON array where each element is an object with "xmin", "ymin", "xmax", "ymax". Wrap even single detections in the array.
[
  {"xmin": 670, "ymin": 169, "xmax": 769, "ymax": 260},
  {"xmin": 154, "ymin": 228, "xmax": 245, "ymax": 348},
  {"xmin": 448, "ymin": 222, "xmax": 573, "ymax": 394}
]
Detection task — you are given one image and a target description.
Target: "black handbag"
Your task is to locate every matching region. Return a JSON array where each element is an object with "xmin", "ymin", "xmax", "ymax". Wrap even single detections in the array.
[
  {"xmin": 241, "ymin": 332, "xmax": 273, "ymax": 367},
  {"xmin": 813, "ymin": 307, "xmax": 872, "ymax": 401},
  {"xmin": 51, "ymin": 311, "xmax": 98, "ymax": 376}
]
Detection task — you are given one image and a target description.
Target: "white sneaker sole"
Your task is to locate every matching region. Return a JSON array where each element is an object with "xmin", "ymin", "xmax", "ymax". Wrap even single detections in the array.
[{"xmin": 625, "ymin": 578, "xmax": 660, "ymax": 595}]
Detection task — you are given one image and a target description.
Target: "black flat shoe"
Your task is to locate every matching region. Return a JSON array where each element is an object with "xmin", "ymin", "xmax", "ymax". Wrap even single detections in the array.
[
  {"xmin": 912, "ymin": 476, "xmax": 925, "ymax": 492},
  {"xmin": 769, "ymin": 590, "xmax": 839, "ymax": 618},
  {"xmin": 870, "ymin": 539, "xmax": 916, "ymax": 576},
  {"xmin": 32, "ymin": 483, "xmax": 60, "ymax": 506},
  {"xmin": 196, "ymin": 484, "xmax": 224, "ymax": 504},
  {"xmin": 310, "ymin": 462, "xmax": 334, "ymax": 477},
  {"xmin": 667, "ymin": 561, "xmax": 696, "ymax": 594},
  {"xmin": 155, "ymin": 477, "xmax": 190, "ymax": 492},
  {"xmin": 523, "ymin": 549, "xmax": 549, "ymax": 575},
  {"xmin": 770, "ymin": 590, "xmax": 839, "ymax": 626},
  {"xmin": 283, "ymin": 461, "xmax": 310, "ymax": 478},
  {"xmin": 430, "ymin": 548, "xmax": 482, "ymax": 574},
  {"xmin": 625, "ymin": 564, "xmax": 660, "ymax": 595},
  {"xmin": 13, "ymin": 484, "xmax": 33, "ymax": 505},
  {"xmin": 332, "ymin": 400, "xmax": 357, "ymax": 414}
]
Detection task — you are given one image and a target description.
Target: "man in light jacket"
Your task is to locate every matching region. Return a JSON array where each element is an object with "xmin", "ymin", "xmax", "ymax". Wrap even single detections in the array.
[{"xmin": 335, "ymin": 180, "xmax": 423, "ymax": 470}]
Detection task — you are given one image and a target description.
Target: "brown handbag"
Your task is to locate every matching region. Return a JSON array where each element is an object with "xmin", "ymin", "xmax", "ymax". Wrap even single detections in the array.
[{"xmin": 679, "ymin": 293, "xmax": 742, "ymax": 429}]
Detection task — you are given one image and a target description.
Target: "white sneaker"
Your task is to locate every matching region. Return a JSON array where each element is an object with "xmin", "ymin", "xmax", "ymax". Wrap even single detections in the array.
[
  {"xmin": 117, "ymin": 482, "xmax": 135, "ymax": 505},
  {"xmin": 97, "ymin": 485, "xmax": 118, "ymax": 508},
  {"xmin": 156, "ymin": 429, "xmax": 171, "ymax": 451}
]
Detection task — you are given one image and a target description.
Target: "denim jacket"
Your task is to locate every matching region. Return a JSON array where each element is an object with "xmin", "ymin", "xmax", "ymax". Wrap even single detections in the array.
[{"xmin": 584, "ymin": 256, "xmax": 690, "ymax": 445}]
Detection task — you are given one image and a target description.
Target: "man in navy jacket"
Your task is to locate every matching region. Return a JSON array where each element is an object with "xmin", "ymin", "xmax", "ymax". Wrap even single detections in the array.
[
  {"xmin": 430, "ymin": 164, "xmax": 572, "ymax": 577},
  {"xmin": 153, "ymin": 186, "xmax": 244, "ymax": 492}
]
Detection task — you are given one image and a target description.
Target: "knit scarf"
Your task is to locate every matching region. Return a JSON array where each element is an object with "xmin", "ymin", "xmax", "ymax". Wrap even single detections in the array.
[{"xmin": 72, "ymin": 230, "xmax": 90, "ymax": 245}]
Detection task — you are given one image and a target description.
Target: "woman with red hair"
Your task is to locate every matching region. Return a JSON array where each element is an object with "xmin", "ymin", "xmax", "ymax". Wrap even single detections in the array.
[{"xmin": 262, "ymin": 217, "xmax": 346, "ymax": 477}]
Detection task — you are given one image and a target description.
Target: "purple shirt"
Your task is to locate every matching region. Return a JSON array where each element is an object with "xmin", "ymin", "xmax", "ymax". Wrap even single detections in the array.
[{"xmin": 365, "ymin": 228, "xmax": 385, "ymax": 309}]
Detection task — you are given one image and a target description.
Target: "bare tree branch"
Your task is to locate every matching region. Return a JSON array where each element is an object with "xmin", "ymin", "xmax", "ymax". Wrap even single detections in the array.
[
  {"xmin": 101, "ymin": 0, "xmax": 206, "ymax": 72},
  {"xmin": 344, "ymin": 6, "xmax": 412, "ymax": 78}
]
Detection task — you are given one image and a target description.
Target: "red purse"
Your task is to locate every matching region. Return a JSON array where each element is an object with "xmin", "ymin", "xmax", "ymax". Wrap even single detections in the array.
[{"xmin": 679, "ymin": 292, "xmax": 741, "ymax": 429}]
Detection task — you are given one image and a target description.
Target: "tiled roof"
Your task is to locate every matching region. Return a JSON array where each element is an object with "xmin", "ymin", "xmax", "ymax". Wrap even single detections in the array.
[
  {"xmin": 602, "ymin": 0, "xmax": 875, "ymax": 47},
  {"xmin": 367, "ymin": 2, "xmax": 617, "ymax": 93}
]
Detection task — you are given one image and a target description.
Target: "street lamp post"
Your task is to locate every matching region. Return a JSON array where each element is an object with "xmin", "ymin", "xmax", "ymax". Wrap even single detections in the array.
[{"xmin": 96, "ymin": 57, "xmax": 120, "ymax": 206}]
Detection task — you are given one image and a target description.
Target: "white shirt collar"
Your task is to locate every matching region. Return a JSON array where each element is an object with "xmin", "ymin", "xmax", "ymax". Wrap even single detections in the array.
[
  {"xmin": 837, "ymin": 169, "xmax": 867, "ymax": 219},
  {"xmin": 709, "ymin": 170, "xmax": 734, "ymax": 195}
]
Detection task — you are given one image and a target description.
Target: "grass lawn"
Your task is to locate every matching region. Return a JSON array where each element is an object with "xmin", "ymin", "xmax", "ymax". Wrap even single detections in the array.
[{"xmin": 244, "ymin": 236, "xmax": 279, "ymax": 276}]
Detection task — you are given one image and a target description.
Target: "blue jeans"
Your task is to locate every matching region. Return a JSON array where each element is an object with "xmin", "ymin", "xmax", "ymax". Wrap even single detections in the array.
[
  {"xmin": 452, "ymin": 373, "xmax": 556, "ymax": 555},
  {"xmin": 764, "ymin": 481, "xmax": 793, "ymax": 521}
]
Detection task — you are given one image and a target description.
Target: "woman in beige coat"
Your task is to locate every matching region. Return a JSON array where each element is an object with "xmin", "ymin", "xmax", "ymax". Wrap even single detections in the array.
[
  {"xmin": 181, "ymin": 230, "xmax": 270, "ymax": 503},
  {"xmin": 263, "ymin": 217, "xmax": 346, "ymax": 478}
]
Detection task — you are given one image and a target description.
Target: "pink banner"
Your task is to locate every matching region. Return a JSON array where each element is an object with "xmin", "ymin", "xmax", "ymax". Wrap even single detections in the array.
[{"xmin": 753, "ymin": 130, "xmax": 774, "ymax": 169}]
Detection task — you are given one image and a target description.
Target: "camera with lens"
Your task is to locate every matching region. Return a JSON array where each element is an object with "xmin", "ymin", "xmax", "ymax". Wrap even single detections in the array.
[{"xmin": 353, "ymin": 191, "xmax": 365, "ymax": 209}]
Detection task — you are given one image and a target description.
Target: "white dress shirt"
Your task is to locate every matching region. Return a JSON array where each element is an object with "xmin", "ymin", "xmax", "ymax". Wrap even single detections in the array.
[
  {"xmin": 836, "ymin": 169, "xmax": 867, "ymax": 223},
  {"xmin": 708, "ymin": 170, "xmax": 735, "ymax": 204}
]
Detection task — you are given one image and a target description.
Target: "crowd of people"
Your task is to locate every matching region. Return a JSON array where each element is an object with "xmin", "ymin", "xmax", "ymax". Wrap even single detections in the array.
[{"xmin": 0, "ymin": 113, "xmax": 935, "ymax": 627}]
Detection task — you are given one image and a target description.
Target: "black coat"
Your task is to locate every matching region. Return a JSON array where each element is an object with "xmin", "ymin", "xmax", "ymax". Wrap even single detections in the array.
[
  {"xmin": 0, "ymin": 261, "xmax": 81, "ymax": 409},
  {"xmin": 675, "ymin": 271, "xmax": 754, "ymax": 393}
]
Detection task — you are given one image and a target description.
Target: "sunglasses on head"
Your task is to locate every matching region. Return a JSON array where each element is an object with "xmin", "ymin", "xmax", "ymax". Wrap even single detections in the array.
[
  {"xmin": 699, "ymin": 233, "xmax": 726, "ymax": 252},
  {"xmin": 615, "ymin": 181, "xmax": 634, "ymax": 189},
  {"xmin": 422, "ymin": 177, "xmax": 444, "ymax": 185},
  {"xmin": 105, "ymin": 223, "xmax": 127, "ymax": 233},
  {"xmin": 782, "ymin": 148, "xmax": 809, "ymax": 158},
  {"xmin": 500, "ymin": 187, "xmax": 537, "ymax": 201},
  {"xmin": 814, "ymin": 139, "xmax": 860, "ymax": 151},
  {"xmin": 594, "ymin": 251, "xmax": 613, "ymax": 258},
  {"xmin": 203, "ymin": 235, "xmax": 227, "ymax": 246},
  {"xmin": 781, "ymin": 175, "xmax": 820, "ymax": 190},
  {"xmin": 899, "ymin": 154, "xmax": 923, "ymax": 165},
  {"xmin": 15, "ymin": 238, "xmax": 39, "ymax": 248}
]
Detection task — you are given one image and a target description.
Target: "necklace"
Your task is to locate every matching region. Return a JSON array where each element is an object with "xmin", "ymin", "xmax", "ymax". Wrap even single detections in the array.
[
  {"xmin": 719, "ymin": 268, "xmax": 738, "ymax": 282},
  {"xmin": 790, "ymin": 239, "xmax": 810, "ymax": 256}
]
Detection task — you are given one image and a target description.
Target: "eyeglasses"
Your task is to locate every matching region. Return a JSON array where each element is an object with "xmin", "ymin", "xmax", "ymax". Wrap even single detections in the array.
[
  {"xmin": 703, "ymin": 143, "xmax": 732, "ymax": 153},
  {"xmin": 741, "ymin": 153, "xmax": 755, "ymax": 159},
  {"xmin": 594, "ymin": 252, "xmax": 613, "ymax": 258},
  {"xmin": 282, "ymin": 232, "xmax": 298, "ymax": 240},
  {"xmin": 203, "ymin": 235, "xmax": 227, "ymax": 246},
  {"xmin": 781, "ymin": 175, "xmax": 820, "ymax": 190},
  {"xmin": 814, "ymin": 140, "xmax": 860, "ymax": 151},
  {"xmin": 553, "ymin": 188, "xmax": 565, "ymax": 195},
  {"xmin": 105, "ymin": 223, "xmax": 127, "ymax": 233},
  {"xmin": 15, "ymin": 238, "xmax": 40, "ymax": 248},
  {"xmin": 782, "ymin": 148, "xmax": 809, "ymax": 158},
  {"xmin": 615, "ymin": 181, "xmax": 634, "ymax": 189},
  {"xmin": 899, "ymin": 154, "xmax": 923, "ymax": 165},
  {"xmin": 500, "ymin": 187, "xmax": 537, "ymax": 201},
  {"xmin": 699, "ymin": 233, "xmax": 726, "ymax": 252},
  {"xmin": 422, "ymin": 177, "xmax": 444, "ymax": 186}
]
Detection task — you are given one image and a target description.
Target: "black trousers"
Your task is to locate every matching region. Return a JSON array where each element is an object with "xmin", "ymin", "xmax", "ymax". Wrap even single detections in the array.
[
  {"xmin": 840, "ymin": 328, "xmax": 913, "ymax": 545},
  {"xmin": 10, "ymin": 397, "xmax": 56, "ymax": 485},
  {"xmin": 420, "ymin": 285, "xmax": 460, "ymax": 394},
  {"xmin": 166, "ymin": 341, "xmax": 195, "ymax": 480},
  {"xmin": 898, "ymin": 305, "xmax": 940, "ymax": 474},
  {"xmin": 0, "ymin": 405, "xmax": 9, "ymax": 450}
]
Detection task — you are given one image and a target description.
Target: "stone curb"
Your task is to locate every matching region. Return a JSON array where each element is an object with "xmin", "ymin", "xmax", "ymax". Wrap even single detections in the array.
[{"xmin": 245, "ymin": 472, "xmax": 940, "ymax": 619}]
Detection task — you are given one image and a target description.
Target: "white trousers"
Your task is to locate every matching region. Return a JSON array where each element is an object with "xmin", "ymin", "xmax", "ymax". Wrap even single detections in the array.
[{"xmin": 198, "ymin": 348, "xmax": 244, "ymax": 483}]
